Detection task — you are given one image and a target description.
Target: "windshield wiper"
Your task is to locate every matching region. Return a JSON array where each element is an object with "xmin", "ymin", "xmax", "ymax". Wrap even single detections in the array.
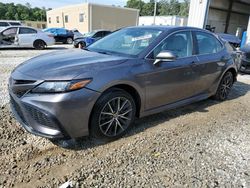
[{"xmin": 96, "ymin": 50, "xmax": 112, "ymax": 55}]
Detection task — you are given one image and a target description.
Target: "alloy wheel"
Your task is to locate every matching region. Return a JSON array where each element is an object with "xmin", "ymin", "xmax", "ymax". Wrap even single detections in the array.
[
  {"xmin": 99, "ymin": 97, "xmax": 133, "ymax": 137},
  {"xmin": 219, "ymin": 72, "xmax": 233, "ymax": 100}
]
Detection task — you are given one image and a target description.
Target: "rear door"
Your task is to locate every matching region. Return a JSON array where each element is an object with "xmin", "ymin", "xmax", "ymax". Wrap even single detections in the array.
[
  {"xmin": 17, "ymin": 27, "xmax": 37, "ymax": 47},
  {"xmin": 192, "ymin": 31, "xmax": 226, "ymax": 94}
]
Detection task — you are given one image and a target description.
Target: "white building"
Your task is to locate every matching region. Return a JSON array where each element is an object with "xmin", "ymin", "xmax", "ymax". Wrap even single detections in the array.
[
  {"xmin": 188, "ymin": 0, "xmax": 250, "ymax": 44},
  {"xmin": 139, "ymin": 16, "xmax": 187, "ymax": 26}
]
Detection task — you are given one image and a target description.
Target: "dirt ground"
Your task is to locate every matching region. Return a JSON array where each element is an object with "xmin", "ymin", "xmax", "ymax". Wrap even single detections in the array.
[{"xmin": 0, "ymin": 46, "xmax": 250, "ymax": 187}]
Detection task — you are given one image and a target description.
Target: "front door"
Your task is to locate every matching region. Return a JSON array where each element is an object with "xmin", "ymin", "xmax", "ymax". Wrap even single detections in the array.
[
  {"xmin": 18, "ymin": 27, "xmax": 37, "ymax": 47},
  {"xmin": 144, "ymin": 31, "xmax": 199, "ymax": 110},
  {"xmin": 0, "ymin": 27, "xmax": 18, "ymax": 47}
]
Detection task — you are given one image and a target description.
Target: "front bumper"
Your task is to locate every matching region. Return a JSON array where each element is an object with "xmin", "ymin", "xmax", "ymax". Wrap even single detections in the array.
[
  {"xmin": 9, "ymin": 87, "xmax": 100, "ymax": 139},
  {"xmin": 240, "ymin": 58, "xmax": 250, "ymax": 73}
]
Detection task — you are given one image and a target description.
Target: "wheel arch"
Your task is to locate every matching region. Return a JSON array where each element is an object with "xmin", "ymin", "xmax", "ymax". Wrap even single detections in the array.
[
  {"xmin": 33, "ymin": 39, "xmax": 47, "ymax": 47},
  {"xmin": 88, "ymin": 83, "xmax": 143, "ymax": 133}
]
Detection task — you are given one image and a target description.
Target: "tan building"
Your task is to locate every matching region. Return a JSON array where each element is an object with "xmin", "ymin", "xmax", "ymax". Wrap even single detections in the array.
[
  {"xmin": 22, "ymin": 21, "xmax": 47, "ymax": 29},
  {"xmin": 46, "ymin": 3, "xmax": 139, "ymax": 33}
]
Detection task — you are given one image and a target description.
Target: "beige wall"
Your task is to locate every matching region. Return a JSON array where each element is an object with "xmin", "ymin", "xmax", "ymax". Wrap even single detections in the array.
[
  {"xmin": 46, "ymin": 3, "xmax": 139, "ymax": 33},
  {"xmin": 46, "ymin": 4, "xmax": 89, "ymax": 33},
  {"xmin": 23, "ymin": 21, "xmax": 47, "ymax": 29},
  {"xmin": 90, "ymin": 4, "xmax": 139, "ymax": 31}
]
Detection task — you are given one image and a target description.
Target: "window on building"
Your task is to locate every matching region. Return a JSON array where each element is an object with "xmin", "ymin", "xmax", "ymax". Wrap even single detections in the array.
[
  {"xmin": 79, "ymin": 13, "xmax": 84, "ymax": 22},
  {"xmin": 49, "ymin": 17, "xmax": 51, "ymax": 24},
  {"xmin": 65, "ymin": 15, "xmax": 69, "ymax": 23},
  {"xmin": 56, "ymin": 16, "xmax": 59, "ymax": 23}
]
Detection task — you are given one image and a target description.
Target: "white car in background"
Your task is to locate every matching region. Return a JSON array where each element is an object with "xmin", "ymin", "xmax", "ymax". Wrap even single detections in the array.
[
  {"xmin": 0, "ymin": 26, "xmax": 55, "ymax": 49},
  {"xmin": 0, "ymin": 20, "xmax": 22, "ymax": 31}
]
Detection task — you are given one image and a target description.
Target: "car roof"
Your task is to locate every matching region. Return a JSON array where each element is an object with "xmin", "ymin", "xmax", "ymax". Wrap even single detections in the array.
[
  {"xmin": 126, "ymin": 25, "xmax": 207, "ymax": 32},
  {"xmin": 2, "ymin": 26, "xmax": 37, "ymax": 30}
]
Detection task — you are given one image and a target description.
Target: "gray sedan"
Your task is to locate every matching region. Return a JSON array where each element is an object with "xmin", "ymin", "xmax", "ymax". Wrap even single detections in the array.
[{"xmin": 9, "ymin": 26, "xmax": 238, "ymax": 142}]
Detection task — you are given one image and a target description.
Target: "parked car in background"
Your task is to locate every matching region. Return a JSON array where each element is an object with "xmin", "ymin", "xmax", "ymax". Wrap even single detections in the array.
[
  {"xmin": 72, "ymin": 29, "xmax": 84, "ymax": 40},
  {"xmin": 240, "ymin": 43, "xmax": 250, "ymax": 73},
  {"xmin": 43, "ymin": 28, "xmax": 74, "ymax": 44},
  {"xmin": 0, "ymin": 20, "xmax": 22, "ymax": 31},
  {"xmin": 217, "ymin": 33, "xmax": 241, "ymax": 48},
  {"xmin": 73, "ymin": 30, "xmax": 111, "ymax": 48},
  {"xmin": 9, "ymin": 26, "xmax": 238, "ymax": 142},
  {"xmin": 0, "ymin": 26, "xmax": 55, "ymax": 49}
]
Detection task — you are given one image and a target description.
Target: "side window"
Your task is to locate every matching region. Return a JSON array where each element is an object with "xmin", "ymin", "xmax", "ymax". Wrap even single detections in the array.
[
  {"xmin": 9, "ymin": 22, "xmax": 21, "ymax": 26},
  {"xmin": 2, "ymin": 28, "xmax": 17, "ymax": 36},
  {"xmin": 56, "ymin": 29, "xmax": 66, "ymax": 35},
  {"xmin": 195, "ymin": 31, "xmax": 223, "ymax": 55},
  {"xmin": 0, "ymin": 22, "xmax": 9, "ymax": 27},
  {"xmin": 19, "ymin": 28, "xmax": 37, "ymax": 34},
  {"xmin": 104, "ymin": 31, "xmax": 111, "ymax": 36},
  {"xmin": 151, "ymin": 31, "xmax": 193, "ymax": 59},
  {"xmin": 93, "ymin": 32, "xmax": 103, "ymax": 38}
]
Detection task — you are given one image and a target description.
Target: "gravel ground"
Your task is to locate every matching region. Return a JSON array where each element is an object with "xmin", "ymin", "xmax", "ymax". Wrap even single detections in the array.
[{"xmin": 1, "ymin": 46, "xmax": 250, "ymax": 187}]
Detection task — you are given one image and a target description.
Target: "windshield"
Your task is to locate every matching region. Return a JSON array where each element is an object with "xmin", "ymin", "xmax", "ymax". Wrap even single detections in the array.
[
  {"xmin": 87, "ymin": 28, "xmax": 162, "ymax": 56},
  {"xmin": 83, "ymin": 31, "xmax": 96, "ymax": 37}
]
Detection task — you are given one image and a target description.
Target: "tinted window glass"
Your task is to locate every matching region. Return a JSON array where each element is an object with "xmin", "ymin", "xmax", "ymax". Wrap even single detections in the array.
[
  {"xmin": 93, "ymin": 31, "xmax": 103, "ymax": 38},
  {"xmin": 195, "ymin": 32, "xmax": 223, "ymax": 55},
  {"xmin": 19, "ymin": 28, "xmax": 37, "ymax": 34},
  {"xmin": 151, "ymin": 31, "xmax": 193, "ymax": 58},
  {"xmin": 9, "ymin": 22, "xmax": 21, "ymax": 26},
  {"xmin": 104, "ymin": 31, "xmax": 111, "ymax": 36},
  {"xmin": 56, "ymin": 29, "xmax": 66, "ymax": 35},
  {"xmin": 0, "ymin": 22, "xmax": 9, "ymax": 27},
  {"xmin": 2, "ymin": 27, "xmax": 17, "ymax": 36}
]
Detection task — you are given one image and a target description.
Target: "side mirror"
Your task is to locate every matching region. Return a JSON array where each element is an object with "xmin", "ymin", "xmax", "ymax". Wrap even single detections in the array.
[{"xmin": 154, "ymin": 51, "xmax": 177, "ymax": 65}]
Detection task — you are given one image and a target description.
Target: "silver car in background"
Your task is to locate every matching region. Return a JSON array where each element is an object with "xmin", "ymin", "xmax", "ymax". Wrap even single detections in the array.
[{"xmin": 0, "ymin": 26, "xmax": 55, "ymax": 49}]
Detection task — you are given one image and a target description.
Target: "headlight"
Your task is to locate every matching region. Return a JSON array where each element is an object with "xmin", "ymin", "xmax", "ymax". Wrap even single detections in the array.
[{"xmin": 31, "ymin": 79, "xmax": 92, "ymax": 93}]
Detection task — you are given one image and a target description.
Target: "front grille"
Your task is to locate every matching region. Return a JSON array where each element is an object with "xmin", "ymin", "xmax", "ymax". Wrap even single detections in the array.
[
  {"xmin": 14, "ymin": 80, "xmax": 36, "ymax": 85},
  {"xmin": 246, "ymin": 53, "xmax": 250, "ymax": 60},
  {"xmin": 24, "ymin": 105, "xmax": 57, "ymax": 129},
  {"xmin": 10, "ymin": 79, "xmax": 37, "ymax": 98},
  {"xmin": 10, "ymin": 96, "xmax": 28, "ymax": 125}
]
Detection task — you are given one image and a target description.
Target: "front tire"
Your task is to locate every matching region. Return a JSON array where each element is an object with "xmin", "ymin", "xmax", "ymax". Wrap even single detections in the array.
[
  {"xmin": 214, "ymin": 71, "xmax": 234, "ymax": 101},
  {"xmin": 90, "ymin": 89, "xmax": 136, "ymax": 141}
]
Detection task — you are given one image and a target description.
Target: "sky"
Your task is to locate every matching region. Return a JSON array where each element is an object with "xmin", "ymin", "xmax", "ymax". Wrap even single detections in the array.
[{"xmin": 0, "ymin": 0, "xmax": 131, "ymax": 8}]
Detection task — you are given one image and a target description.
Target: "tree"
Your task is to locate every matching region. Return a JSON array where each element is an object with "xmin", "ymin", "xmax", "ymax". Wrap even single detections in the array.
[
  {"xmin": 126, "ymin": 0, "xmax": 190, "ymax": 17},
  {"xmin": 0, "ymin": 2, "xmax": 49, "ymax": 21}
]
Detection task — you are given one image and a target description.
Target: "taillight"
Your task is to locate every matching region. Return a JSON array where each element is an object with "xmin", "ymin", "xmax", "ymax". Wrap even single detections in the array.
[{"xmin": 48, "ymin": 34, "xmax": 54, "ymax": 38}]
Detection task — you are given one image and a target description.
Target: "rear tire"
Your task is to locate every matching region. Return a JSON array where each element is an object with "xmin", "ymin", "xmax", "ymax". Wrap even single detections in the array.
[
  {"xmin": 33, "ymin": 40, "xmax": 46, "ymax": 50},
  {"xmin": 90, "ymin": 89, "xmax": 136, "ymax": 142},
  {"xmin": 214, "ymin": 71, "xmax": 234, "ymax": 101},
  {"xmin": 66, "ymin": 37, "xmax": 73, "ymax": 44}
]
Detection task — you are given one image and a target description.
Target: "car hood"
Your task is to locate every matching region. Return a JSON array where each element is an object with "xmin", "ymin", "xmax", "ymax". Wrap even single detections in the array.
[{"xmin": 12, "ymin": 49, "xmax": 128, "ymax": 80}]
